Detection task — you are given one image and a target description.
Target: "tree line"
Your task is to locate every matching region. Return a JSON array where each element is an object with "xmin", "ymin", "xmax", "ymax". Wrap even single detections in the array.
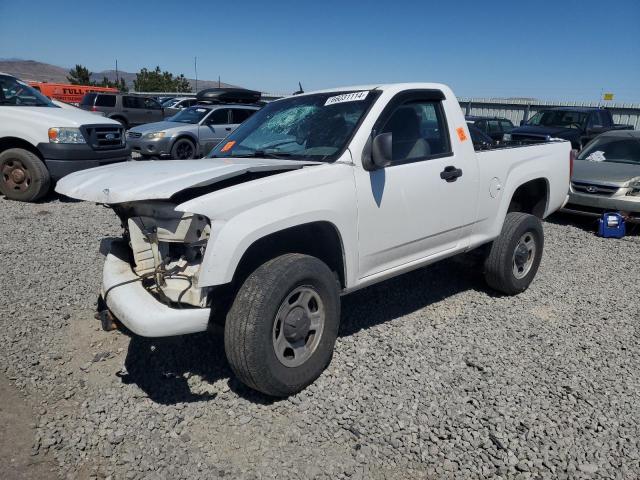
[{"xmin": 66, "ymin": 64, "xmax": 192, "ymax": 93}]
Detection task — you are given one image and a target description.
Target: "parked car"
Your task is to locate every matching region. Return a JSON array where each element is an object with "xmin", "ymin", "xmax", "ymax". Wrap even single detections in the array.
[
  {"xmin": 467, "ymin": 124, "xmax": 495, "ymax": 149},
  {"xmin": 466, "ymin": 116, "xmax": 514, "ymax": 142},
  {"xmin": 126, "ymin": 104, "xmax": 260, "ymax": 159},
  {"xmin": 80, "ymin": 93, "xmax": 164, "ymax": 129},
  {"xmin": 57, "ymin": 83, "xmax": 571, "ymax": 397},
  {"xmin": 562, "ymin": 130, "xmax": 640, "ymax": 221},
  {"xmin": 0, "ymin": 72, "xmax": 129, "ymax": 202},
  {"xmin": 509, "ymin": 107, "xmax": 633, "ymax": 149},
  {"xmin": 162, "ymin": 97, "xmax": 199, "ymax": 117}
]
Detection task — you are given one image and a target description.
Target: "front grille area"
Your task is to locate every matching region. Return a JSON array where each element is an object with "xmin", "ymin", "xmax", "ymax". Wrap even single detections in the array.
[
  {"xmin": 571, "ymin": 181, "xmax": 619, "ymax": 196},
  {"xmin": 82, "ymin": 125, "xmax": 125, "ymax": 150},
  {"xmin": 127, "ymin": 131, "xmax": 142, "ymax": 139}
]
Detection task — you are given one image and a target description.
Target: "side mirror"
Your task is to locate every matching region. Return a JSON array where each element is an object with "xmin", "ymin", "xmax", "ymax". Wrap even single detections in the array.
[
  {"xmin": 520, "ymin": 120, "xmax": 526, "ymax": 126},
  {"xmin": 365, "ymin": 132, "xmax": 392, "ymax": 170}
]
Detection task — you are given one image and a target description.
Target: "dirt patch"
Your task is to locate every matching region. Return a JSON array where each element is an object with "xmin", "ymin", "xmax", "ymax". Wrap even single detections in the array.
[{"xmin": 0, "ymin": 374, "xmax": 58, "ymax": 480}]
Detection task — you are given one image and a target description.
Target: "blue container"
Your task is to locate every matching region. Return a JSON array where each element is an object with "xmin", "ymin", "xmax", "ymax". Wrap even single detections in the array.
[{"xmin": 597, "ymin": 212, "xmax": 626, "ymax": 238}]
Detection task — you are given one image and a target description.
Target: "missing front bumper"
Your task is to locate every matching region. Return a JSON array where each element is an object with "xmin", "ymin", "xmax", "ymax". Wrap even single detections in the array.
[{"xmin": 101, "ymin": 242, "xmax": 211, "ymax": 337}]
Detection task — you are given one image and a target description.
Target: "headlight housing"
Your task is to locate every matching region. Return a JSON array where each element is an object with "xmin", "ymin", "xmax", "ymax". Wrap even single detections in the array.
[
  {"xmin": 144, "ymin": 131, "xmax": 166, "ymax": 139},
  {"xmin": 627, "ymin": 181, "xmax": 640, "ymax": 197},
  {"xmin": 48, "ymin": 127, "xmax": 86, "ymax": 144}
]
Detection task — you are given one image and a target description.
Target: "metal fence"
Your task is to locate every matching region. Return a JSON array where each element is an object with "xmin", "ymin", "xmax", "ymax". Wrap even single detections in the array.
[{"xmin": 459, "ymin": 98, "xmax": 640, "ymax": 129}]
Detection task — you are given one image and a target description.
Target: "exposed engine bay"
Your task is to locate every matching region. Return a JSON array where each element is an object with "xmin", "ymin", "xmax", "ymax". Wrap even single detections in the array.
[{"xmin": 111, "ymin": 201, "xmax": 211, "ymax": 308}]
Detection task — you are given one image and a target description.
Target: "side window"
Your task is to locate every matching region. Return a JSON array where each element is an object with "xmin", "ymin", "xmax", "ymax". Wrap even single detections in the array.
[
  {"xmin": 81, "ymin": 93, "xmax": 96, "ymax": 106},
  {"xmin": 187, "ymin": 99, "xmax": 198, "ymax": 107},
  {"xmin": 206, "ymin": 108, "xmax": 230, "ymax": 124},
  {"xmin": 123, "ymin": 96, "xmax": 139, "ymax": 109},
  {"xmin": 381, "ymin": 101, "xmax": 451, "ymax": 163},
  {"xmin": 143, "ymin": 98, "xmax": 161, "ymax": 110},
  {"xmin": 231, "ymin": 109, "xmax": 254, "ymax": 124},
  {"xmin": 487, "ymin": 120, "xmax": 501, "ymax": 134},
  {"xmin": 476, "ymin": 120, "xmax": 487, "ymax": 132},
  {"xmin": 95, "ymin": 95, "xmax": 116, "ymax": 107},
  {"xmin": 500, "ymin": 120, "xmax": 513, "ymax": 132}
]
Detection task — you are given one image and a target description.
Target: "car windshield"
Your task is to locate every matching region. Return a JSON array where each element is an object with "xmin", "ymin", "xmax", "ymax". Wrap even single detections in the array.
[
  {"xmin": 0, "ymin": 75, "xmax": 56, "ymax": 107},
  {"xmin": 161, "ymin": 98, "xmax": 177, "ymax": 106},
  {"xmin": 526, "ymin": 110, "xmax": 587, "ymax": 129},
  {"xmin": 209, "ymin": 90, "xmax": 379, "ymax": 161},
  {"xmin": 167, "ymin": 107, "xmax": 210, "ymax": 124},
  {"xmin": 578, "ymin": 136, "xmax": 640, "ymax": 165}
]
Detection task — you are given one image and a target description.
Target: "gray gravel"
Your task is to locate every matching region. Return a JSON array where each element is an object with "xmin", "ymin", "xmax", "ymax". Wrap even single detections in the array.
[{"xmin": 1, "ymin": 194, "xmax": 639, "ymax": 479}]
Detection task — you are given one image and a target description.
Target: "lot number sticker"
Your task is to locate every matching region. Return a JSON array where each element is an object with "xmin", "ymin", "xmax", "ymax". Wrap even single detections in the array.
[{"xmin": 325, "ymin": 91, "xmax": 369, "ymax": 106}]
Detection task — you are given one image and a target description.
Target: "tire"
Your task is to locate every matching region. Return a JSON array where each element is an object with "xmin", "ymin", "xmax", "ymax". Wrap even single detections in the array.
[
  {"xmin": 225, "ymin": 253, "xmax": 340, "ymax": 397},
  {"xmin": 483, "ymin": 212, "xmax": 544, "ymax": 295},
  {"xmin": 0, "ymin": 148, "xmax": 51, "ymax": 202},
  {"xmin": 170, "ymin": 138, "xmax": 196, "ymax": 160}
]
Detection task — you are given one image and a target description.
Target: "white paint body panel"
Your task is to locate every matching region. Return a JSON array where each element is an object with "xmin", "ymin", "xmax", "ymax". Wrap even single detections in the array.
[
  {"xmin": 57, "ymin": 82, "xmax": 570, "ymax": 337},
  {"xmin": 55, "ymin": 157, "xmax": 319, "ymax": 204},
  {"xmin": 0, "ymin": 105, "xmax": 121, "ymax": 148}
]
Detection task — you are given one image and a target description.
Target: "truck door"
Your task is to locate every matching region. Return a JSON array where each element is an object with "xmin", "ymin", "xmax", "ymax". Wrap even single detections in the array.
[
  {"xmin": 198, "ymin": 108, "xmax": 231, "ymax": 153},
  {"xmin": 353, "ymin": 91, "xmax": 478, "ymax": 279}
]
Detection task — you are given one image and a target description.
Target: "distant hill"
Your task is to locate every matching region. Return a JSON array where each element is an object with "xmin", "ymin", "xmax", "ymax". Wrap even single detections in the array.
[{"xmin": 0, "ymin": 59, "xmax": 239, "ymax": 91}]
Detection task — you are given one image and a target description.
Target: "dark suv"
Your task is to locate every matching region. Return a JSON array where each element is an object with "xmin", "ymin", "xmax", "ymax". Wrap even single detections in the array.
[
  {"xmin": 80, "ymin": 93, "xmax": 164, "ymax": 129},
  {"xmin": 465, "ymin": 116, "xmax": 514, "ymax": 142}
]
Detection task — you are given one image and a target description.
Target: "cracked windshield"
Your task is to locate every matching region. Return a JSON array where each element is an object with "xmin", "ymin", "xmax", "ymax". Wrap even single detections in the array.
[{"xmin": 210, "ymin": 90, "xmax": 377, "ymax": 161}]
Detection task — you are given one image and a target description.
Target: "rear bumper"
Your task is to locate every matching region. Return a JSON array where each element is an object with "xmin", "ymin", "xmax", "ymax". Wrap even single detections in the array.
[
  {"xmin": 38, "ymin": 143, "xmax": 131, "ymax": 180},
  {"xmin": 101, "ymin": 242, "xmax": 211, "ymax": 337}
]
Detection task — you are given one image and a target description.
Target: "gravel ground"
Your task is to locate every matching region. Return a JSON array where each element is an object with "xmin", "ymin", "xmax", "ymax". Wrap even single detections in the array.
[{"xmin": 1, "ymin": 195, "xmax": 639, "ymax": 480}]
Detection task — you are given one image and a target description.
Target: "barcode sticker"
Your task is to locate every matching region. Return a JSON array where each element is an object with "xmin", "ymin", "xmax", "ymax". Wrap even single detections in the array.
[{"xmin": 324, "ymin": 91, "xmax": 369, "ymax": 106}]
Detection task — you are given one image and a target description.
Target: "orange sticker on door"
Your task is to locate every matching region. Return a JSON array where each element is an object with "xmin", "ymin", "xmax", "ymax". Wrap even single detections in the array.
[
  {"xmin": 220, "ymin": 140, "xmax": 236, "ymax": 152},
  {"xmin": 456, "ymin": 127, "xmax": 468, "ymax": 142}
]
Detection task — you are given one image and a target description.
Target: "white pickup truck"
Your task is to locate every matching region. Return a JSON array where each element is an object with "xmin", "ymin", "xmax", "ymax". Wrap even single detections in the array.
[
  {"xmin": 57, "ymin": 83, "xmax": 571, "ymax": 397},
  {"xmin": 0, "ymin": 73, "xmax": 129, "ymax": 202}
]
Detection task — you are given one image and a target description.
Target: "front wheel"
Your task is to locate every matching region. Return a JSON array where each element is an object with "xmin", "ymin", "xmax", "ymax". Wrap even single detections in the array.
[
  {"xmin": 484, "ymin": 212, "xmax": 544, "ymax": 295},
  {"xmin": 170, "ymin": 138, "xmax": 196, "ymax": 160},
  {"xmin": 224, "ymin": 254, "xmax": 340, "ymax": 397},
  {"xmin": 0, "ymin": 148, "xmax": 51, "ymax": 202}
]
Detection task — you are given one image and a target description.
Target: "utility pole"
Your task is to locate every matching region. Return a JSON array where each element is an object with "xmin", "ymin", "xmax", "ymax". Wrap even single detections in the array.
[
  {"xmin": 194, "ymin": 56, "xmax": 198, "ymax": 93},
  {"xmin": 218, "ymin": 75, "xmax": 221, "ymax": 88},
  {"xmin": 115, "ymin": 59, "xmax": 119, "ymax": 85}
]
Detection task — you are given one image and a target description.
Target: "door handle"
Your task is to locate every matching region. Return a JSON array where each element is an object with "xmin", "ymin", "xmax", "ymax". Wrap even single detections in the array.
[
  {"xmin": 440, "ymin": 166, "xmax": 463, "ymax": 182},
  {"xmin": 225, "ymin": 127, "xmax": 232, "ymax": 131}
]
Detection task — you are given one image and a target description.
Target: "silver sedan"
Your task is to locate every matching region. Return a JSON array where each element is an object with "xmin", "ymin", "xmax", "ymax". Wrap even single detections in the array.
[
  {"xmin": 126, "ymin": 105, "xmax": 259, "ymax": 159},
  {"xmin": 563, "ymin": 130, "xmax": 640, "ymax": 221}
]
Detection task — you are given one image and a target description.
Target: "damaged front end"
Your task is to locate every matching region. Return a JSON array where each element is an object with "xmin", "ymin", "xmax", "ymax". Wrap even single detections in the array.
[
  {"xmin": 100, "ymin": 201, "xmax": 214, "ymax": 337},
  {"xmin": 114, "ymin": 201, "xmax": 211, "ymax": 308}
]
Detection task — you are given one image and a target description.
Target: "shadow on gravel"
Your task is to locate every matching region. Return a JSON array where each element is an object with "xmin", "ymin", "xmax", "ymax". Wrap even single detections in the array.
[{"xmin": 120, "ymin": 257, "xmax": 487, "ymax": 405}]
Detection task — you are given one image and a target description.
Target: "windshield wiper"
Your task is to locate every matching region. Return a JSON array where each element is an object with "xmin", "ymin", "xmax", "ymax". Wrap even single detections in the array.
[{"xmin": 231, "ymin": 150, "xmax": 298, "ymax": 160}]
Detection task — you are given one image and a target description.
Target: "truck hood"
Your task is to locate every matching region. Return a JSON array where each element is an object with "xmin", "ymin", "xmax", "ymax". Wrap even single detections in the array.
[
  {"xmin": 55, "ymin": 158, "xmax": 320, "ymax": 204},
  {"xmin": 129, "ymin": 121, "xmax": 189, "ymax": 134},
  {"xmin": 0, "ymin": 106, "xmax": 120, "ymax": 127},
  {"xmin": 511, "ymin": 125, "xmax": 578, "ymax": 138},
  {"xmin": 572, "ymin": 160, "xmax": 640, "ymax": 187}
]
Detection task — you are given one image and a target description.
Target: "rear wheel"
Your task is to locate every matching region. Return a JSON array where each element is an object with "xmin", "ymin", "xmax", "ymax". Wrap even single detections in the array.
[
  {"xmin": 224, "ymin": 253, "xmax": 340, "ymax": 397},
  {"xmin": 484, "ymin": 212, "xmax": 544, "ymax": 295},
  {"xmin": 0, "ymin": 148, "xmax": 50, "ymax": 202},
  {"xmin": 170, "ymin": 138, "xmax": 196, "ymax": 160}
]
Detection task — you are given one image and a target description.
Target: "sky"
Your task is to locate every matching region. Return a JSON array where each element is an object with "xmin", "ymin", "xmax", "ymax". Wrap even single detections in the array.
[{"xmin": 1, "ymin": 0, "xmax": 639, "ymax": 102}]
